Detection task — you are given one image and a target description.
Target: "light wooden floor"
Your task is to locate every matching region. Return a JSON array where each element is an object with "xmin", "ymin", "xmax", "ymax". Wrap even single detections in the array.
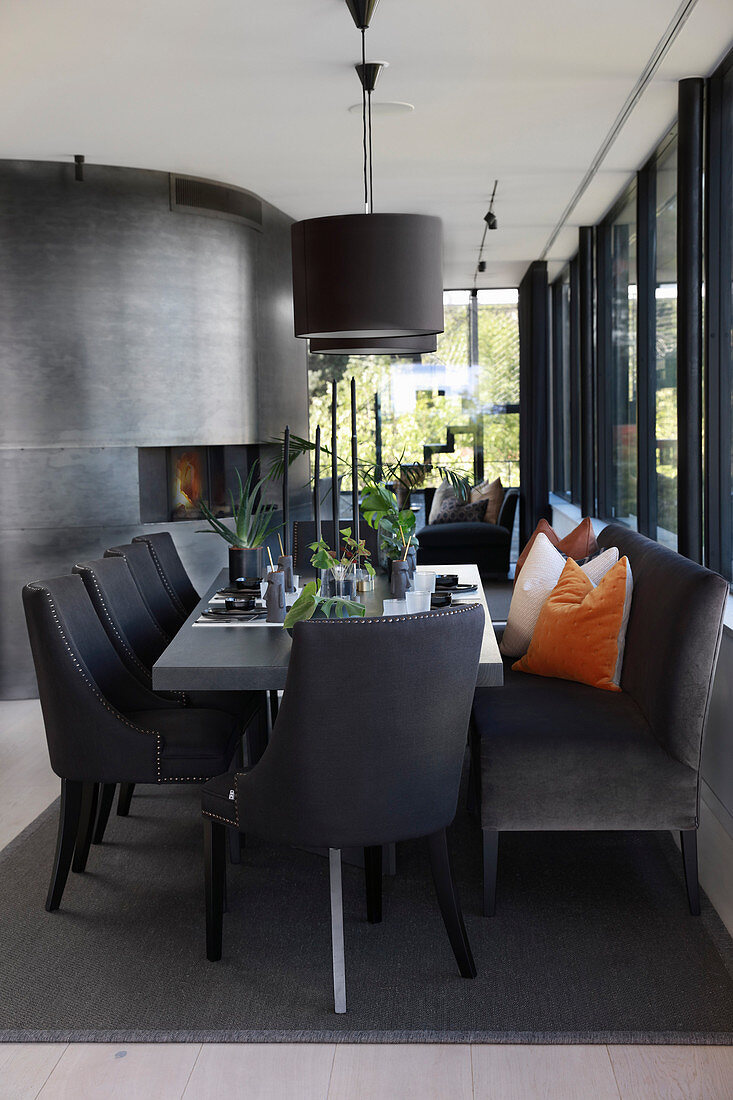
[{"xmin": 2, "ymin": 700, "xmax": 732, "ymax": 1100}]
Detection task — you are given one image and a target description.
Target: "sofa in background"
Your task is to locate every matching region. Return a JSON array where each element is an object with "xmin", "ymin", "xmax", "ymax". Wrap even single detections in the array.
[{"xmin": 417, "ymin": 487, "xmax": 519, "ymax": 577}]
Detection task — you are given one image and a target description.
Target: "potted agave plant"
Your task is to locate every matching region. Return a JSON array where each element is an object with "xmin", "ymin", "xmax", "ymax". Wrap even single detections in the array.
[
  {"xmin": 195, "ymin": 464, "xmax": 282, "ymax": 582},
  {"xmin": 283, "ymin": 530, "xmax": 374, "ymax": 629}
]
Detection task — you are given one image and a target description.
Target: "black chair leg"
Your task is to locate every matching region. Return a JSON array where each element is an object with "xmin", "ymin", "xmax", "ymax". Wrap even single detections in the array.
[
  {"xmin": 269, "ymin": 689, "xmax": 280, "ymax": 726},
  {"xmin": 46, "ymin": 779, "xmax": 84, "ymax": 912},
  {"xmin": 72, "ymin": 782, "xmax": 99, "ymax": 873},
  {"xmin": 364, "ymin": 845, "xmax": 382, "ymax": 923},
  {"xmin": 681, "ymin": 829, "xmax": 701, "ymax": 915},
  {"xmin": 117, "ymin": 783, "xmax": 135, "ymax": 816},
  {"xmin": 204, "ymin": 818, "xmax": 226, "ymax": 961},
  {"xmin": 93, "ymin": 783, "xmax": 116, "ymax": 845},
  {"xmin": 427, "ymin": 828, "xmax": 477, "ymax": 979},
  {"xmin": 482, "ymin": 828, "xmax": 499, "ymax": 917}
]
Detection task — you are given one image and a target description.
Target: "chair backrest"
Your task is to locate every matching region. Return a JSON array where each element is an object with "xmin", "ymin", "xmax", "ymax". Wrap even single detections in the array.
[
  {"xmin": 73, "ymin": 555, "xmax": 170, "ymax": 680},
  {"xmin": 497, "ymin": 487, "xmax": 519, "ymax": 532},
  {"xmin": 292, "ymin": 519, "xmax": 379, "ymax": 574},
  {"xmin": 105, "ymin": 542, "xmax": 186, "ymax": 637},
  {"xmin": 132, "ymin": 532, "xmax": 200, "ymax": 615},
  {"xmin": 22, "ymin": 575, "xmax": 164, "ymax": 780},
  {"xmin": 239, "ymin": 603, "xmax": 484, "ymax": 849},
  {"xmin": 597, "ymin": 524, "xmax": 728, "ymax": 772}
]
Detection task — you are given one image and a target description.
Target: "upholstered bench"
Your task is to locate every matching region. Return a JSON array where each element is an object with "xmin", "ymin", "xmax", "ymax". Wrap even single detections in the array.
[
  {"xmin": 417, "ymin": 487, "xmax": 518, "ymax": 577},
  {"xmin": 470, "ymin": 523, "xmax": 728, "ymax": 917}
]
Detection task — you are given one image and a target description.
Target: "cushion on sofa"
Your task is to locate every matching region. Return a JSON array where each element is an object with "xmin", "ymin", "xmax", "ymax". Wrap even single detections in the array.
[
  {"xmin": 428, "ymin": 481, "xmax": 455, "ymax": 523},
  {"xmin": 471, "ymin": 477, "xmax": 504, "ymax": 524},
  {"xmin": 515, "ymin": 517, "xmax": 598, "ymax": 583},
  {"xmin": 513, "ymin": 555, "xmax": 633, "ymax": 691},
  {"xmin": 500, "ymin": 533, "xmax": 619, "ymax": 657},
  {"xmin": 431, "ymin": 495, "xmax": 487, "ymax": 525},
  {"xmin": 472, "ymin": 663, "xmax": 698, "ymax": 832}
]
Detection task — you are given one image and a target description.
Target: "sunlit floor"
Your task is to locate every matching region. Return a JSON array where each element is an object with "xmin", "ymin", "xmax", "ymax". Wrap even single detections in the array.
[{"xmin": 2, "ymin": 699, "xmax": 732, "ymax": 1099}]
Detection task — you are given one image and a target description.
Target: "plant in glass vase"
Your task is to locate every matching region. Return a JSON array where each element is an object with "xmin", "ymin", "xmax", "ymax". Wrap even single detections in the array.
[{"xmin": 283, "ymin": 529, "xmax": 374, "ymax": 628}]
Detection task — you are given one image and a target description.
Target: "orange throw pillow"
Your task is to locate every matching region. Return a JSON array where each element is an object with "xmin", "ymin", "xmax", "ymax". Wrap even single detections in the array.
[
  {"xmin": 512, "ymin": 556, "xmax": 632, "ymax": 692},
  {"xmin": 515, "ymin": 517, "xmax": 598, "ymax": 584}
]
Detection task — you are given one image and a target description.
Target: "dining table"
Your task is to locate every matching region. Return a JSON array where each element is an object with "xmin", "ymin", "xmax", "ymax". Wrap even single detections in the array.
[{"xmin": 152, "ymin": 562, "xmax": 504, "ymax": 694}]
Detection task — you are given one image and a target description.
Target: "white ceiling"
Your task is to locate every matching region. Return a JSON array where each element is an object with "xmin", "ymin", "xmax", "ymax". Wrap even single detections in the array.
[{"xmin": 2, "ymin": 0, "xmax": 732, "ymax": 288}]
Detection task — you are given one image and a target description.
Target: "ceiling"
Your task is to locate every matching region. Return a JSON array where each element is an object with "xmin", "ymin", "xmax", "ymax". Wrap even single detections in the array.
[{"xmin": 2, "ymin": 0, "xmax": 732, "ymax": 288}]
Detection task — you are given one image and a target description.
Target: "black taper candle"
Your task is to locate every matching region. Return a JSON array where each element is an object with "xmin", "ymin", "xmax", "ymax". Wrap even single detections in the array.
[
  {"xmin": 314, "ymin": 425, "xmax": 321, "ymax": 542},
  {"xmin": 331, "ymin": 379, "xmax": 339, "ymax": 559},
  {"xmin": 351, "ymin": 377, "xmax": 360, "ymax": 556},
  {"xmin": 283, "ymin": 425, "xmax": 290, "ymax": 557}
]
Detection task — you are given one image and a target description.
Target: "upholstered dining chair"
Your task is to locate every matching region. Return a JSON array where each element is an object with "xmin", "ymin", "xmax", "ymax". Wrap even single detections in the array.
[
  {"xmin": 201, "ymin": 602, "xmax": 484, "ymax": 1012},
  {"xmin": 23, "ymin": 574, "xmax": 244, "ymax": 913},
  {"xmin": 132, "ymin": 531, "xmax": 200, "ymax": 615},
  {"xmin": 291, "ymin": 519, "xmax": 379, "ymax": 576},
  {"xmin": 73, "ymin": 555, "xmax": 267, "ymax": 837},
  {"xmin": 105, "ymin": 542, "xmax": 186, "ymax": 637}
]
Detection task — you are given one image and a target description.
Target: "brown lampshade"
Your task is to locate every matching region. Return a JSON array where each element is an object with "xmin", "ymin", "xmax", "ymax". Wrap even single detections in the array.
[
  {"xmin": 291, "ymin": 213, "xmax": 444, "ymax": 339},
  {"xmin": 309, "ymin": 333, "xmax": 437, "ymax": 355}
]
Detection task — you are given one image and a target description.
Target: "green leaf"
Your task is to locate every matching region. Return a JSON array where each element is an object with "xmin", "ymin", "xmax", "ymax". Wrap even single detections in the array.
[{"xmin": 283, "ymin": 581, "xmax": 319, "ymax": 629}]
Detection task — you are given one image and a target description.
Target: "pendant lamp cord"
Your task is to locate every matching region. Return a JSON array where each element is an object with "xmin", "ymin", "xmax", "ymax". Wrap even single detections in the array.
[{"xmin": 361, "ymin": 28, "xmax": 369, "ymax": 214}]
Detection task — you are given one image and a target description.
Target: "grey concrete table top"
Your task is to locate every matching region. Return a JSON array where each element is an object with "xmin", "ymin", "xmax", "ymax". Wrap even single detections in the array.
[{"xmin": 152, "ymin": 564, "xmax": 503, "ymax": 693}]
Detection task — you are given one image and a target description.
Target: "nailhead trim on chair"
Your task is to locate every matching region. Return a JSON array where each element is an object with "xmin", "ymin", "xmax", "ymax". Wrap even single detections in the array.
[
  {"xmin": 307, "ymin": 603, "xmax": 481, "ymax": 626},
  {"xmin": 25, "ymin": 583, "xmax": 225, "ymax": 784},
  {"xmin": 136, "ymin": 537, "xmax": 188, "ymax": 617},
  {"xmin": 202, "ymin": 770, "xmax": 243, "ymax": 827},
  {"xmin": 74, "ymin": 565, "xmax": 187, "ymax": 706}
]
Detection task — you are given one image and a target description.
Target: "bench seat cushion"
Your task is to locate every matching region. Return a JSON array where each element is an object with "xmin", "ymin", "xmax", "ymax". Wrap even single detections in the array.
[{"xmin": 472, "ymin": 661, "xmax": 698, "ymax": 832}]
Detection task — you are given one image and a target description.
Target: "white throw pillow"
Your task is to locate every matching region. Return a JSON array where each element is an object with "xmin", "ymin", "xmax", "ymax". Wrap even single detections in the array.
[{"xmin": 500, "ymin": 533, "xmax": 620, "ymax": 658}]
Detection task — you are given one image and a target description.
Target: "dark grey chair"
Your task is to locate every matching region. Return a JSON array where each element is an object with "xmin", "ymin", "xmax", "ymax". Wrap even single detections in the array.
[
  {"xmin": 201, "ymin": 602, "xmax": 484, "ymax": 1012},
  {"xmin": 73, "ymin": 555, "xmax": 268, "ymax": 832},
  {"xmin": 132, "ymin": 531, "xmax": 200, "ymax": 615},
  {"xmin": 471, "ymin": 524, "xmax": 729, "ymax": 917},
  {"xmin": 292, "ymin": 519, "xmax": 379, "ymax": 576},
  {"xmin": 105, "ymin": 542, "xmax": 186, "ymax": 638},
  {"xmin": 22, "ymin": 575, "xmax": 242, "ymax": 912}
]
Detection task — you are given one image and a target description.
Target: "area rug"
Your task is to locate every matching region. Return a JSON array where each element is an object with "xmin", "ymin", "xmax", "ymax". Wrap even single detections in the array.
[{"xmin": 1, "ymin": 780, "xmax": 733, "ymax": 1043}]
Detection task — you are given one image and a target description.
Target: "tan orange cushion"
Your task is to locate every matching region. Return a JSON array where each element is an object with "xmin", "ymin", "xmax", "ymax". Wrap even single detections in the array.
[
  {"xmin": 470, "ymin": 477, "xmax": 504, "ymax": 525},
  {"xmin": 512, "ymin": 556, "xmax": 633, "ymax": 692},
  {"xmin": 515, "ymin": 517, "xmax": 598, "ymax": 583}
]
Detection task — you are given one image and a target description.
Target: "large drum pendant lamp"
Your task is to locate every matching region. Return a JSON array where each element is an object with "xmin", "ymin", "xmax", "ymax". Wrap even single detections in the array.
[
  {"xmin": 292, "ymin": 213, "xmax": 443, "ymax": 339},
  {"xmin": 309, "ymin": 332, "xmax": 437, "ymax": 355},
  {"xmin": 291, "ymin": 1, "xmax": 444, "ymax": 342}
]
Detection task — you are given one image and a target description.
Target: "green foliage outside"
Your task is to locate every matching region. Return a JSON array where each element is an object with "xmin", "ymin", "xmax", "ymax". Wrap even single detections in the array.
[{"xmin": 307, "ymin": 297, "xmax": 520, "ymax": 492}]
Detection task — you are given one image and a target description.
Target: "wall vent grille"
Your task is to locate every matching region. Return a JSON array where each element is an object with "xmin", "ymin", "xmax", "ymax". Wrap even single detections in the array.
[{"xmin": 169, "ymin": 175, "xmax": 262, "ymax": 230}]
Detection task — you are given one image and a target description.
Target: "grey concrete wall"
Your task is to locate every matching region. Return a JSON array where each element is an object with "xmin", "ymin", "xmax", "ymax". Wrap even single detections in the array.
[{"xmin": 1, "ymin": 160, "xmax": 308, "ymax": 697}]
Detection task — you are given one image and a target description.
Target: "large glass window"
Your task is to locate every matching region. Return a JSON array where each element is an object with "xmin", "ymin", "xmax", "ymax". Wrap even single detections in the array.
[
  {"xmin": 608, "ymin": 192, "xmax": 638, "ymax": 526},
  {"xmin": 551, "ymin": 268, "xmax": 572, "ymax": 499},
  {"xmin": 655, "ymin": 137, "xmax": 678, "ymax": 549},
  {"xmin": 307, "ymin": 289, "xmax": 520, "ymax": 496}
]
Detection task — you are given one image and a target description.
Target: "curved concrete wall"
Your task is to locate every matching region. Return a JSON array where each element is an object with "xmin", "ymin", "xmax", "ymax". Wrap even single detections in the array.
[{"xmin": 0, "ymin": 160, "xmax": 308, "ymax": 697}]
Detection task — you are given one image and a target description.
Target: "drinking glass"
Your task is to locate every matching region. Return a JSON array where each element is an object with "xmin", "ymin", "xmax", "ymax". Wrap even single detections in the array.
[
  {"xmin": 382, "ymin": 599, "xmax": 407, "ymax": 616},
  {"xmin": 406, "ymin": 590, "xmax": 431, "ymax": 613},
  {"xmin": 414, "ymin": 571, "xmax": 436, "ymax": 593}
]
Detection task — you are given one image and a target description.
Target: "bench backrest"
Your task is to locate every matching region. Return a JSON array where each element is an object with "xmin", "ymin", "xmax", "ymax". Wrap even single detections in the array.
[{"xmin": 597, "ymin": 524, "xmax": 728, "ymax": 772}]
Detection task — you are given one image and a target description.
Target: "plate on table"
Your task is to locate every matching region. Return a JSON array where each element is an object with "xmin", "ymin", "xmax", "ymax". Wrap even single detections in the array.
[{"xmin": 435, "ymin": 580, "xmax": 478, "ymax": 593}]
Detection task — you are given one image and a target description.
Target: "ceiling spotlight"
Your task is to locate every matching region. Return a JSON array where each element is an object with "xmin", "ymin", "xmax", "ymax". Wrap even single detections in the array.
[
  {"xmin": 478, "ymin": 260, "xmax": 487, "ymax": 273},
  {"xmin": 484, "ymin": 210, "xmax": 497, "ymax": 231},
  {"xmin": 74, "ymin": 154, "xmax": 84, "ymax": 182}
]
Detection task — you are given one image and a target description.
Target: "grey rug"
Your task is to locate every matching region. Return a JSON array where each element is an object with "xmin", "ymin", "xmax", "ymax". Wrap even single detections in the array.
[{"xmin": 2, "ymin": 780, "xmax": 733, "ymax": 1044}]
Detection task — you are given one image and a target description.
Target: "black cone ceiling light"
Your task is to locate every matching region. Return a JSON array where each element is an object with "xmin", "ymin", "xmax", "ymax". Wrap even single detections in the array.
[{"xmin": 291, "ymin": 1, "xmax": 444, "ymax": 341}]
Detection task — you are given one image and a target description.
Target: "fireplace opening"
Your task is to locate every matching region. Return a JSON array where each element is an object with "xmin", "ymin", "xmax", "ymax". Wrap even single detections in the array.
[{"xmin": 138, "ymin": 445, "xmax": 255, "ymax": 523}]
